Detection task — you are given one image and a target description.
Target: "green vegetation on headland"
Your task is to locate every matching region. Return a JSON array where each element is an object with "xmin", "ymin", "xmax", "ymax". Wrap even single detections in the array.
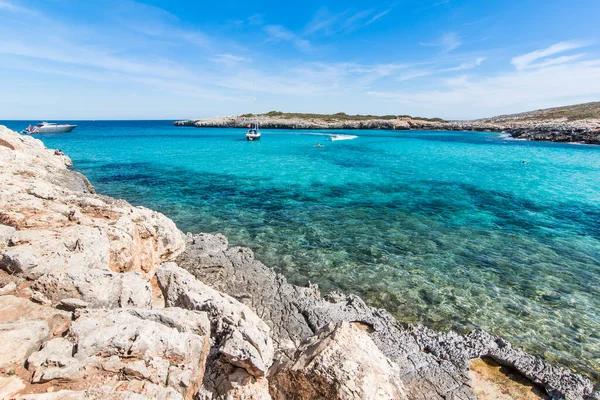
[
  {"xmin": 238, "ymin": 102, "xmax": 600, "ymax": 123},
  {"xmin": 482, "ymin": 101, "xmax": 600, "ymax": 122},
  {"xmin": 240, "ymin": 110, "xmax": 447, "ymax": 122}
]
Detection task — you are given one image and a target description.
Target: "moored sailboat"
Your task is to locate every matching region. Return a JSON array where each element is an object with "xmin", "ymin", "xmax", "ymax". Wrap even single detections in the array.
[{"xmin": 245, "ymin": 122, "xmax": 261, "ymax": 141}]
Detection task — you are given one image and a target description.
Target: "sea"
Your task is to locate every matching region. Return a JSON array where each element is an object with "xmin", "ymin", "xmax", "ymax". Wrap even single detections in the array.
[{"xmin": 2, "ymin": 120, "xmax": 599, "ymax": 379}]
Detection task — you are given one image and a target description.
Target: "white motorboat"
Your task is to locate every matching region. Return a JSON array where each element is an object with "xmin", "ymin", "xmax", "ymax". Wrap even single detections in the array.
[
  {"xmin": 245, "ymin": 122, "xmax": 261, "ymax": 141},
  {"xmin": 329, "ymin": 134, "xmax": 358, "ymax": 141},
  {"xmin": 23, "ymin": 122, "xmax": 77, "ymax": 134}
]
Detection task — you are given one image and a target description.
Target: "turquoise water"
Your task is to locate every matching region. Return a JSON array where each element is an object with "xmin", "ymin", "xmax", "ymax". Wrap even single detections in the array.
[{"xmin": 3, "ymin": 120, "xmax": 599, "ymax": 379}]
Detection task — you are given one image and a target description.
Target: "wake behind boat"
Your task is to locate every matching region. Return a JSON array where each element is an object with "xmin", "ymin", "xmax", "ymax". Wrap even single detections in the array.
[{"xmin": 23, "ymin": 122, "xmax": 77, "ymax": 134}]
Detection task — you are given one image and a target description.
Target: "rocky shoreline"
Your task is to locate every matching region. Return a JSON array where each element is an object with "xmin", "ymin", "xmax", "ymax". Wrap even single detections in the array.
[
  {"xmin": 174, "ymin": 116, "xmax": 600, "ymax": 144},
  {"xmin": 0, "ymin": 124, "xmax": 598, "ymax": 399}
]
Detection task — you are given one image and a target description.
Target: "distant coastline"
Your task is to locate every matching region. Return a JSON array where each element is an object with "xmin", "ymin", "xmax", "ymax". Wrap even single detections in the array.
[{"xmin": 174, "ymin": 102, "xmax": 600, "ymax": 144}]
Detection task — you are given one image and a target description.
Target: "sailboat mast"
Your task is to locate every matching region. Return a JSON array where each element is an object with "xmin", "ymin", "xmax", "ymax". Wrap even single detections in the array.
[{"xmin": 252, "ymin": 84, "xmax": 257, "ymax": 129}]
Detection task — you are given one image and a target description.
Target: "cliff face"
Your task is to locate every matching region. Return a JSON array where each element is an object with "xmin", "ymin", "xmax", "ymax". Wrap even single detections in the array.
[
  {"xmin": 174, "ymin": 114, "xmax": 600, "ymax": 144},
  {"xmin": 0, "ymin": 125, "xmax": 597, "ymax": 399}
]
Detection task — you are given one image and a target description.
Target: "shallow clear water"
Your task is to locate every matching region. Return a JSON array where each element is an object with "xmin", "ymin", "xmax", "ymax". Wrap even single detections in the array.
[{"xmin": 3, "ymin": 120, "xmax": 599, "ymax": 379}]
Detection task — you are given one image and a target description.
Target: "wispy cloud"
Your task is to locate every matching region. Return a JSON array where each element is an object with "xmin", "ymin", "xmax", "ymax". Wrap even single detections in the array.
[
  {"xmin": 511, "ymin": 41, "xmax": 588, "ymax": 70},
  {"xmin": 421, "ymin": 32, "xmax": 462, "ymax": 52},
  {"xmin": 0, "ymin": 0, "xmax": 25, "ymax": 11},
  {"xmin": 444, "ymin": 57, "xmax": 486, "ymax": 71},
  {"xmin": 248, "ymin": 13, "xmax": 264, "ymax": 25},
  {"xmin": 209, "ymin": 53, "xmax": 246, "ymax": 65},
  {"xmin": 304, "ymin": 6, "xmax": 392, "ymax": 36},
  {"xmin": 397, "ymin": 70, "xmax": 433, "ymax": 81},
  {"xmin": 112, "ymin": 2, "xmax": 212, "ymax": 49},
  {"xmin": 264, "ymin": 25, "xmax": 311, "ymax": 51},
  {"xmin": 0, "ymin": 39, "xmax": 194, "ymax": 80},
  {"xmin": 368, "ymin": 56, "xmax": 600, "ymax": 119},
  {"xmin": 0, "ymin": 0, "xmax": 236, "ymax": 105},
  {"xmin": 365, "ymin": 9, "xmax": 392, "ymax": 26},
  {"xmin": 394, "ymin": 57, "xmax": 485, "ymax": 82}
]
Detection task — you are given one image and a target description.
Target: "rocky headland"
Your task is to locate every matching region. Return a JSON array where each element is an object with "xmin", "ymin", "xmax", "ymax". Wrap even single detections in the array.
[
  {"xmin": 0, "ymin": 124, "xmax": 598, "ymax": 399},
  {"xmin": 174, "ymin": 102, "xmax": 600, "ymax": 144}
]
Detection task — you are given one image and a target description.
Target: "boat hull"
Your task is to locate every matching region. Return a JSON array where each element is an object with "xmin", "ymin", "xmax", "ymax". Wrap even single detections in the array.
[
  {"xmin": 246, "ymin": 132, "xmax": 261, "ymax": 141},
  {"xmin": 36, "ymin": 125, "xmax": 77, "ymax": 134}
]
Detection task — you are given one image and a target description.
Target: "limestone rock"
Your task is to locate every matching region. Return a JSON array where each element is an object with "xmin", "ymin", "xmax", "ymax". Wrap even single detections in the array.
[
  {"xmin": 199, "ymin": 364, "xmax": 272, "ymax": 400},
  {"xmin": 105, "ymin": 211, "xmax": 185, "ymax": 278},
  {"xmin": 0, "ymin": 295, "xmax": 71, "ymax": 336},
  {"xmin": 1, "ymin": 226, "xmax": 110, "ymax": 280},
  {"xmin": 27, "ymin": 337, "xmax": 81, "ymax": 383},
  {"xmin": 0, "ymin": 281, "xmax": 17, "ymax": 295},
  {"xmin": 31, "ymin": 290, "xmax": 52, "ymax": 305},
  {"xmin": 15, "ymin": 383, "xmax": 183, "ymax": 399},
  {"xmin": 271, "ymin": 321, "xmax": 407, "ymax": 400},
  {"xmin": 0, "ymin": 375, "xmax": 26, "ymax": 399},
  {"xmin": 27, "ymin": 181, "xmax": 57, "ymax": 200},
  {"xmin": 23, "ymin": 307, "xmax": 208, "ymax": 399},
  {"xmin": 0, "ymin": 320, "xmax": 49, "ymax": 368},
  {"xmin": 0, "ymin": 247, "xmax": 41, "ymax": 279},
  {"xmin": 69, "ymin": 307, "xmax": 209, "ymax": 398},
  {"xmin": 0, "ymin": 224, "xmax": 15, "ymax": 247},
  {"xmin": 32, "ymin": 268, "xmax": 152, "ymax": 308},
  {"xmin": 156, "ymin": 262, "xmax": 274, "ymax": 377},
  {"xmin": 57, "ymin": 297, "xmax": 88, "ymax": 311},
  {"xmin": 177, "ymin": 239, "xmax": 317, "ymax": 356},
  {"xmin": 413, "ymin": 326, "xmax": 595, "ymax": 400},
  {"xmin": 187, "ymin": 232, "xmax": 229, "ymax": 252}
]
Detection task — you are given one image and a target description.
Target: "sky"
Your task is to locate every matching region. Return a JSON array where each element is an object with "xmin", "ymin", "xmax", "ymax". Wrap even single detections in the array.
[{"xmin": 0, "ymin": 0, "xmax": 599, "ymax": 120}]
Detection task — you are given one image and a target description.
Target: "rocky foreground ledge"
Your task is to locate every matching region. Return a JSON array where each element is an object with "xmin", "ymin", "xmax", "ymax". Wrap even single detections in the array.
[
  {"xmin": 174, "ymin": 115, "xmax": 600, "ymax": 144},
  {"xmin": 0, "ymin": 124, "xmax": 597, "ymax": 399}
]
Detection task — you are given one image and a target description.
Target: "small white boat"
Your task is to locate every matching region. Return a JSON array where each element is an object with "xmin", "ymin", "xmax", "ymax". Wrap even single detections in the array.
[
  {"xmin": 330, "ymin": 134, "xmax": 357, "ymax": 141},
  {"xmin": 246, "ymin": 122, "xmax": 261, "ymax": 141},
  {"xmin": 23, "ymin": 122, "xmax": 77, "ymax": 134}
]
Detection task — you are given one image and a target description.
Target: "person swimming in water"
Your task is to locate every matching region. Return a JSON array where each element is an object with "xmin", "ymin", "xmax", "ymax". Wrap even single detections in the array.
[{"xmin": 316, "ymin": 142, "xmax": 323, "ymax": 148}]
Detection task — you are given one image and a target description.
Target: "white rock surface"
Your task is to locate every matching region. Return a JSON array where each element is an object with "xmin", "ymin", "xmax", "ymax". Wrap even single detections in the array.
[
  {"xmin": 0, "ymin": 224, "xmax": 15, "ymax": 247},
  {"xmin": 0, "ymin": 320, "xmax": 50, "ymax": 368},
  {"xmin": 31, "ymin": 267, "xmax": 152, "ymax": 308},
  {"xmin": 0, "ymin": 375, "xmax": 27, "ymax": 399},
  {"xmin": 157, "ymin": 262, "xmax": 274, "ymax": 377},
  {"xmin": 271, "ymin": 321, "xmax": 408, "ymax": 400},
  {"xmin": 0, "ymin": 281, "xmax": 17, "ymax": 295},
  {"xmin": 23, "ymin": 307, "xmax": 209, "ymax": 399}
]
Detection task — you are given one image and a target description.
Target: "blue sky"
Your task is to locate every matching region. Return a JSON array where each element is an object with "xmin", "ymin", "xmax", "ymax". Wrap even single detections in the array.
[{"xmin": 1, "ymin": 0, "xmax": 599, "ymax": 119}]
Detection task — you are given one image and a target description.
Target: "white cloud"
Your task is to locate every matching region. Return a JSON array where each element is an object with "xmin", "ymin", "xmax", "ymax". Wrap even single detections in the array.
[
  {"xmin": 304, "ymin": 6, "xmax": 392, "ymax": 36},
  {"xmin": 421, "ymin": 32, "xmax": 462, "ymax": 52},
  {"xmin": 444, "ymin": 57, "xmax": 486, "ymax": 71},
  {"xmin": 397, "ymin": 70, "xmax": 433, "ymax": 81},
  {"xmin": 511, "ymin": 41, "xmax": 588, "ymax": 70},
  {"xmin": 365, "ymin": 9, "xmax": 391, "ymax": 26},
  {"xmin": 248, "ymin": 13, "xmax": 264, "ymax": 25},
  {"xmin": 0, "ymin": 39, "xmax": 194, "ymax": 80},
  {"xmin": 210, "ymin": 54, "xmax": 246, "ymax": 64},
  {"xmin": 112, "ymin": 2, "xmax": 211, "ymax": 49},
  {"xmin": 368, "ymin": 59, "xmax": 600, "ymax": 119},
  {"xmin": 264, "ymin": 25, "xmax": 311, "ymax": 51},
  {"xmin": 0, "ymin": 0, "xmax": 24, "ymax": 11},
  {"xmin": 393, "ymin": 57, "xmax": 485, "ymax": 82}
]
